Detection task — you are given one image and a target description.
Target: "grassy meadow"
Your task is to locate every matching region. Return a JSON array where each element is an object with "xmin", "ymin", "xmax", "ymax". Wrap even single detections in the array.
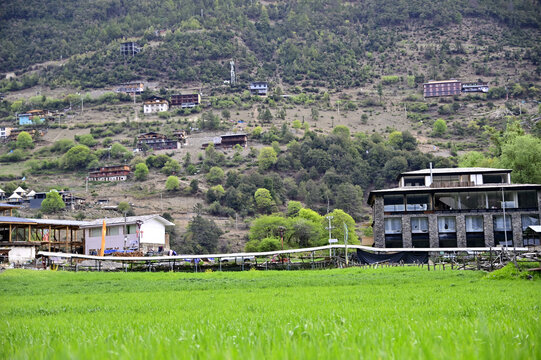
[{"xmin": 0, "ymin": 267, "xmax": 539, "ymax": 359}]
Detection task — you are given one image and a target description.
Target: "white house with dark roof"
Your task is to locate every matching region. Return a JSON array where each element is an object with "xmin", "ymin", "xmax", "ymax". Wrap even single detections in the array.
[{"xmin": 80, "ymin": 214, "xmax": 174, "ymax": 254}]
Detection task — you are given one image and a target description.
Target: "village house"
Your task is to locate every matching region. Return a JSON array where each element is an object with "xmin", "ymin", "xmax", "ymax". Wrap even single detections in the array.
[
  {"xmin": 202, "ymin": 133, "xmax": 247, "ymax": 149},
  {"xmin": 170, "ymin": 93, "xmax": 201, "ymax": 108},
  {"xmin": 423, "ymin": 80, "xmax": 462, "ymax": 98},
  {"xmin": 368, "ymin": 167, "xmax": 541, "ymax": 249},
  {"xmin": 137, "ymin": 132, "xmax": 179, "ymax": 151},
  {"xmin": 116, "ymin": 82, "xmax": 144, "ymax": 95},
  {"xmin": 8, "ymin": 129, "xmax": 44, "ymax": 142},
  {"xmin": 143, "ymin": 97, "xmax": 170, "ymax": 114},
  {"xmin": 0, "ymin": 127, "xmax": 13, "ymax": 140},
  {"xmin": 17, "ymin": 110, "xmax": 47, "ymax": 125},
  {"xmin": 249, "ymin": 82, "xmax": 268, "ymax": 96},
  {"xmin": 80, "ymin": 214, "xmax": 174, "ymax": 254},
  {"xmin": 120, "ymin": 41, "xmax": 141, "ymax": 56},
  {"xmin": 88, "ymin": 165, "xmax": 131, "ymax": 182},
  {"xmin": 461, "ymin": 82, "xmax": 489, "ymax": 93}
]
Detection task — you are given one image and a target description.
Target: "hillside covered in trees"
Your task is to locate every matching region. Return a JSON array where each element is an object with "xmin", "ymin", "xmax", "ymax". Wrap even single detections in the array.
[{"xmin": 1, "ymin": 0, "xmax": 540, "ymax": 89}]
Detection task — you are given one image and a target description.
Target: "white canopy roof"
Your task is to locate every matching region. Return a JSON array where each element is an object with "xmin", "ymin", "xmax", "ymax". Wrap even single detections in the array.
[
  {"xmin": 14, "ymin": 186, "xmax": 26, "ymax": 195},
  {"xmin": 8, "ymin": 193, "xmax": 22, "ymax": 199}
]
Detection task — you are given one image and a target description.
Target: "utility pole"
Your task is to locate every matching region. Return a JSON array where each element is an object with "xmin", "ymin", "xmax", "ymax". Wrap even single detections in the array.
[
  {"xmin": 344, "ymin": 222, "xmax": 349, "ymax": 267},
  {"xmin": 326, "ymin": 215, "xmax": 334, "ymax": 258}
]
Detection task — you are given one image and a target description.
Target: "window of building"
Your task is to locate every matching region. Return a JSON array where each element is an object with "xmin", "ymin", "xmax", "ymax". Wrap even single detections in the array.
[
  {"xmin": 465, "ymin": 216, "xmax": 483, "ymax": 232},
  {"xmin": 493, "ymin": 215, "xmax": 511, "ymax": 231},
  {"xmin": 459, "ymin": 193, "xmax": 485, "ymax": 210},
  {"xmin": 106, "ymin": 226, "xmax": 120, "ymax": 236},
  {"xmin": 406, "ymin": 194, "xmax": 430, "ymax": 211},
  {"xmin": 411, "ymin": 217, "xmax": 429, "ymax": 247},
  {"xmin": 411, "ymin": 217, "xmax": 428, "ymax": 233},
  {"xmin": 438, "ymin": 216, "xmax": 457, "ymax": 247},
  {"xmin": 438, "ymin": 217, "xmax": 456, "ymax": 233},
  {"xmin": 517, "ymin": 190, "xmax": 538, "ymax": 209},
  {"xmin": 89, "ymin": 228, "xmax": 101, "ymax": 238},
  {"xmin": 435, "ymin": 193, "xmax": 458, "ymax": 210},
  {"xmin": 384, "ymin": 195, "xmax": 404, "ymax": 212},
  {"xmin": 493, "ymin": 215, "xmax": 513, "ymax": 247},
  {"xmin": 384, "ymin": 218, "xmax": 402, "ymax": 234},
  {"xmin": 404, "ymin": 177, "xmax": 425, "ymax": 187},
  {"xmin": 483, "ymin": 174, "xmax": 507, "ymax": 184},
  {"xmin": 126, "ymin": 224, "xmax": 137, "ymax": 234},
  {"xmin": 521, "ymin": 214, "xmax": 539, "ymax": 231}
]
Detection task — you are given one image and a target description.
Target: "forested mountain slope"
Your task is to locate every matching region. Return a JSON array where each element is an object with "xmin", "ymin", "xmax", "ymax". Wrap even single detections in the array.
[{"xmin": 1, "ymin": 0, "xmax": 540, "ymax": 89}]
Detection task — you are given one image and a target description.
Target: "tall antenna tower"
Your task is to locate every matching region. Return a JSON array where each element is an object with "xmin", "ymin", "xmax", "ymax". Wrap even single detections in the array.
[{"xmin": 230, "ymin": 60, "xmax": 236, "ymax": 86}]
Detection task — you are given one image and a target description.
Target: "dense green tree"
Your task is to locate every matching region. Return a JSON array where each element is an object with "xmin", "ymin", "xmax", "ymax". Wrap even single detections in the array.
[
  {"xmin": 41, "ymin": 190, "xmax": 65, "ymax": 214},
  {"xmin": 258, "ymin": 147, "xmax": 277, "ymax": 171},
  {"xmin": 134, "ymin": 163, "xmax": 149, "ymax": 181},
  {"xmin": 181, "ymin": 214, "xmax": 223, "ymax": 254},
  {"xmin": 165, "ymin": 176, "xmax": 180, "ymax": 191},
  {"xmin": 206, "ymin": 166, "xmax": 225, "ymax": 184},
  {"xmin": 62, "ymin": 145, "xmax": 96, "ymax": 170},
  {"xmin": 499, "ymin": 135, "xmax": 541, "ymax": 184},
  {"xmin": 254, "ymin": 188, "xmax": 274, "ymax": 214},
  {"xmin": 117, "ymin": 201, "xmax": 131, "ymax": 214},
  {"xmin": 162, "ymin": 159, "xmax": 181, "ymax": 175},
  {"xmin": 76, "ymin": 134, "xmax": 98, "ymax": 147},
  {"xmin": 16, "ymin": 131, "xmax": 33, "ymax": 149},
  {"xmin": 286, "ymin": 201, "xmax": 302, "ymax": 217},
  {"xmin": 433, "ymin": 119, "xmax": 448, "ymax": 136}
]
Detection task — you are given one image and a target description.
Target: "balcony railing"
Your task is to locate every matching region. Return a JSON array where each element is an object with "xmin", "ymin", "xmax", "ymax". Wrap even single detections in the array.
[{"xmin": 430, "ymin": 181, "xmax": 473, "ymax": 188}]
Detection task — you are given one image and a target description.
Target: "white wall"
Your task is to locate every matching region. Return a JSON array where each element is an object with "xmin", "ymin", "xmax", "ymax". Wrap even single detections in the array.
[
  {"xmin": 140, "ymin": 218, "xmax": 166, "ymax": 245},
  {"xmin": 8, "ymin": 247, "xmax": 35, "ymax": 264}
]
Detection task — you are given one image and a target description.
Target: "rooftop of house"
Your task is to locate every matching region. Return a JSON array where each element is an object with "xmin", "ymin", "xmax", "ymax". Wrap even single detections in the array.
[
  {"xmin": 424, "ymin": 80, "xmax": 461, "ymax": 84},
  {"xmin": 400, "ymin": 167, "xmax": 512, "ymax": 176},
  {"xmin": 80, "ymin": 214, "xmax": 174, "ymax": 228}
]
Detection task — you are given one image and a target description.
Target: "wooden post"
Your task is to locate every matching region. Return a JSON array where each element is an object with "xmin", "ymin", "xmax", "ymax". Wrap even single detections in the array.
[
  {"xmin": 9, "ymin": 224, "xmax": 12, "ymax": 242},
  {"xmin": 489, "ymin": 248, "xmax": 493, "ymax": 272},
  {"xmin": 28, "ymin": 224, "xmax": 31, "ymax": 241},
  {"xmin": 65, "ymin": 226, "xmax": 69, "ymax": 253},
  {"xmin": 48, "ymin": 226, "xmax": 52, "ymax": 252}
]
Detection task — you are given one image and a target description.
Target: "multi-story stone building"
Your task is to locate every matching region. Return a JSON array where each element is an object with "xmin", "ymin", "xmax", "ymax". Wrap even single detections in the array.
[{"xmin": 368, "ymin": 168, "xmax": 541, "ymax": 248}]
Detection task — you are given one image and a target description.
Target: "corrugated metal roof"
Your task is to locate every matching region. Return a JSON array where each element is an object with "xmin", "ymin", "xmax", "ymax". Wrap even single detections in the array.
[
  {"xmin": 79, "ymin": 214, "xmax": 174, "ymax": 228},
  {"xmin": 0, "ymin": 216, "xmax": 36, "ymax": 224}
]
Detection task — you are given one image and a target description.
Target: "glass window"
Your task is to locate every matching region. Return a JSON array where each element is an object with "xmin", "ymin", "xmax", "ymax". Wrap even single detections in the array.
[
  {"xmin": 518, "ymin": 190, "xmax": 538, "ymax": 209},
  {"xmin": 521, "ymin": 214, "xmax": 539, "ymax": 231},
  {"xmin": 411, "ymin": 217, "xmax": 428, "ymax": 233},
  {"xmin": 486, "ymin": 192, "xmax": 501, "ymax": 209},
  {"xmin": 126, "ymin": 224, "xmax": 137, "ymax": 234},
  {"xmin": 459, "ymin": 192, "xmax": 485, "ymax": 210},
  {"xmin": 384, "ymin": 195, "xmax": 404, "ymax": 212},
  {"xmin": 89, "ymin": 228, "xmax": 101, "ymax": 238},
  {"xmin": 406, "ymin": 194, "xmax": 430, "ymax": 211},
  {"xmin": 404, "ymin": 177, "xmax": 425, "ymax": 186},
  {"xmin": 493, "ymin": 216, "xmax": 511, "ymax": 231},
  {"xmin": 465, "ymin": 216, "xmax": 483, "ymax": 232},
  {"xmin": 438, "ymin": 217, "xmax": 456, "ymax": 233},
  {"xmin": 483, "ymin": 174, "xmax": 506, "ymax": 184},
  {"xmin": 435, "ymin": 193, "xmax": 458, "ymax": 210},
  {"xmin": 384, "ymin": 218, "xmax": 402, "ymax": 234},
  {"xmin": 106, "ymin": 226, "xmax": 120, "ymax": 236}
]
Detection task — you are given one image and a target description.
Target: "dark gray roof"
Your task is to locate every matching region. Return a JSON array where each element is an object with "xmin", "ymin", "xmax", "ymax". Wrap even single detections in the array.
[{"xmin": 401, "ymin": 167, "xmax": 512, "ymax": 176}]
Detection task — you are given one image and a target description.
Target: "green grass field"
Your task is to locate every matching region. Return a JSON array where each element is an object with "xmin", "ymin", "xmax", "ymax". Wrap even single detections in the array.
[{"xmin": 0, "ymin": 267, "xmax": 539, "ymax": 359}]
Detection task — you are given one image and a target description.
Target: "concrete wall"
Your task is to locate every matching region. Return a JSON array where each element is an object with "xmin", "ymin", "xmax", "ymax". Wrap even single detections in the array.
[{"xmin": 8, "ymin": 246, "xmax": 36, "ymax": 264}]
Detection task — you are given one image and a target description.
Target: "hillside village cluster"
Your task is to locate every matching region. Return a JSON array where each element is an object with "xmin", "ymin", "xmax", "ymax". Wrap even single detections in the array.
[{"xmin": 2, "ymin": 42, "xmax": 540, "ymax": 267}]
